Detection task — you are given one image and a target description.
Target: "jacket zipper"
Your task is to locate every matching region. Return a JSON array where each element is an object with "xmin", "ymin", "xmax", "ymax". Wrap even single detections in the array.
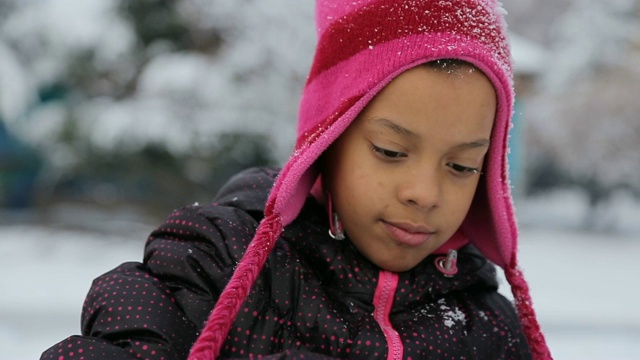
[{"xmin": 373, "ymin": 270, "xmax": 404, "ymax": 360}]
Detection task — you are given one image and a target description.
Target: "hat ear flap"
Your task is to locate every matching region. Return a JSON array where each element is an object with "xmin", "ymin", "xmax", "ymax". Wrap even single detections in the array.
[{"xmin": 505, "ymin": 265, "xmax": 553, "ymax": 359}]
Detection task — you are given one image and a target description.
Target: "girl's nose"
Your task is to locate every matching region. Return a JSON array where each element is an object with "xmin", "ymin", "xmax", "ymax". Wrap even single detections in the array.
[{"xmin": 397, "ymin": 167, "xmax": 441, "ymax": 209}]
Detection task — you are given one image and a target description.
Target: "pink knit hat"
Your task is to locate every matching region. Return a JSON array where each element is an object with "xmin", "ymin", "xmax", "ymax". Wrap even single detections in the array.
[{"xmin": 189, "ymin": 0, "xmax": 552, "ymax": 359}]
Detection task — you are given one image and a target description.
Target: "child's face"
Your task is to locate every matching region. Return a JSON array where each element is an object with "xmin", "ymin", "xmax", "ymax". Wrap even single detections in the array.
[{"xmin": 323, "ymin": 64, "xmax": 496, "ymax": 272}]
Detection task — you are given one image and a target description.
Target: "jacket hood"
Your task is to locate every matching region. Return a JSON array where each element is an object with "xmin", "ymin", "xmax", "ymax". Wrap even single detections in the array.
[{"xmin": 214, "ymin": 167, "xmax": 279, "ymax": 213}]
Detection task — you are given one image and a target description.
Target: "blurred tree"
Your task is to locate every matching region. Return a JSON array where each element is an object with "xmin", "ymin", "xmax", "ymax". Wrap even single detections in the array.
[
  {"xmin": 0, "ymin": 120, "xmax": 43, "ymax": 208},
  {"xmin": 51, "ymin": 131, "xmax": 275, "ymax": 218},
  {"xmin": 119, "ymin": 0, "xmax": 224, "ymax": 53},
  {"xmin": 513, "ymin": 0, "xmax": 640, "ymax": 230},
  {"xmin": 0, "ymin": 1, "xmax": 17, "ymax": 22},
  {"xmin": 0, "ymin": 0, "xmax": 288, "ymax": 218},
  {"xmin": 121, "ymin": 0, "xmax": 192, "ymax": 49}
]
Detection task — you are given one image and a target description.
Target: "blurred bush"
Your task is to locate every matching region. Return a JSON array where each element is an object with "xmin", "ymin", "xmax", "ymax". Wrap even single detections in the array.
[
  {"xmin": 49, "ymin": 132, "xmax": 275, "ymax": 218},
  {"xmin": 0, "ymin": 121, "xmax": 43, "ymax": 208},
  {"xmin": 0, "ymin": 0, "xmax": 311, "ymax": 219}
]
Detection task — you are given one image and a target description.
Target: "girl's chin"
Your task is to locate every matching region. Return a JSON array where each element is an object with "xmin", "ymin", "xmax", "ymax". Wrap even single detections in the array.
[
  {"xmin": 351, "ymin": 237, "xmax": 435, "ymax": 272},
  {"xmin": 372, "ymin": 256, "xmax": 425, "ymax": 273}
]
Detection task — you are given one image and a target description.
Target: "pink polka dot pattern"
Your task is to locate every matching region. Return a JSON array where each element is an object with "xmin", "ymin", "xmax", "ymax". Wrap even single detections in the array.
[{"xmin": 42, "ymin": 168, "xmax": 531, "ymax": 359}]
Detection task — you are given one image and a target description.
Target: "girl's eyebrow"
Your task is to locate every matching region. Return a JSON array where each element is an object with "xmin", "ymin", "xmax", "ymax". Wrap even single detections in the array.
[
  {"xmin": 370, "ymin": 117, "xmax": 419, "ymax": 140},
  {"xmin": 453, "ymin": 139, "xmax": 491, "ymax": 150},
  {"xmin": 370, "ymin": 117, "xmax": 490, "ymax": 149}
]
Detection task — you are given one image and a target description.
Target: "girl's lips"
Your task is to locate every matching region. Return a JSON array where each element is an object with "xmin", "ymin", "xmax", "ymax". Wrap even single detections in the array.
[{"xmin": 382, "ymin": 221, "xmax": 434, "ymax": 247}]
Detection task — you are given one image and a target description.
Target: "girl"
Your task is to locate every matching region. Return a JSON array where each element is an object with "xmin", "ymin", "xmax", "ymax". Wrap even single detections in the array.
[{"xmin": 42, "ymin": 0, "xmax": 553, "ymax": 359}]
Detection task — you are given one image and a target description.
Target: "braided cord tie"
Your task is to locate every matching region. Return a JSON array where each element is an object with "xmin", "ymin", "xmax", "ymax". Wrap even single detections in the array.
[
  {"xmin": 188, "ymin": 213, "xmax": 283, "ymax": 360},
  {"xmin": 504, "ymin": 264, "xmax": 554, "ymax": 360}
]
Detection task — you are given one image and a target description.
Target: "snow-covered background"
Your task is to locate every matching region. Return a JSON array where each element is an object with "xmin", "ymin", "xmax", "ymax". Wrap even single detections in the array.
[
  {"xmin": 1, "ymin": 0, "xmax": 640, "ymax": 359},
  {"xmin": 0, "ymin": 0, "xmax": 315, "ymax": 161}
]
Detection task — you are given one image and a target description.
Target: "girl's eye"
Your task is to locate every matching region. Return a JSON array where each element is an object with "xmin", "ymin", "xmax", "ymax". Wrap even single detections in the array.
[
  {"xmin": 371, "ymin": 144, "xmax": 407, "ymax": 159},
  {"xmin": 447, "ymin": 162, "xmax": 480, "ymax": 176}
]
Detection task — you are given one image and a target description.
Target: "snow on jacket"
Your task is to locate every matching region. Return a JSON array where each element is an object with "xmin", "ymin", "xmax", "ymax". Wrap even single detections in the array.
[{"xmin": 41, "ymin": 167, "xmax": 532, "ymax": 359}]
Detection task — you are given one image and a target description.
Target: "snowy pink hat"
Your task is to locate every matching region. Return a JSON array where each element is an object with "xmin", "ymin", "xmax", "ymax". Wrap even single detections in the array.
[{"xmin": 189, "ymin": 0, "xmax": 552, "ymax": 359}]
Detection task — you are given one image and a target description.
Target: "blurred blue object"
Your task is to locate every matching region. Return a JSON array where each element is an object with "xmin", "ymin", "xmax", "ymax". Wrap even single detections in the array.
[{"xmin": 0, "ymin": 120, "xmax": 43, "ymax": 208}]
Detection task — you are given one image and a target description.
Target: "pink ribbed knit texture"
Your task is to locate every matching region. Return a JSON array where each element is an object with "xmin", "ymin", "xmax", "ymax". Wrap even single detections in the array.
[{"xmin": 187, "ymin": 1, "xmax": 552, "ymax": 358}]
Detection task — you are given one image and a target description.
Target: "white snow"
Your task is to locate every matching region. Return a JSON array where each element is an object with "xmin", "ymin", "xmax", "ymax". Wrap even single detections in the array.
[
  {"xmin": 1, "ymin": 193, "xmax": 639, "ymax": 359},
  {"xmin": 509, "ymin": 33, "xmax": 549, "ymax": 75}
]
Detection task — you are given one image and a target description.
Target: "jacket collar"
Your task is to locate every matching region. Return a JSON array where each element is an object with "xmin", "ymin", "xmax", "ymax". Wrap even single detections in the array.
[{"xmin": 283, "ymin": 195, "xmax": 499, "ymax": 309}]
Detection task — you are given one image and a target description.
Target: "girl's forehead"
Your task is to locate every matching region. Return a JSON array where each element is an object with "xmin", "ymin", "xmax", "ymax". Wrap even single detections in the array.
[{"xmin": 348, "ymin": 66, "xmax": 496, "ymax": 143}]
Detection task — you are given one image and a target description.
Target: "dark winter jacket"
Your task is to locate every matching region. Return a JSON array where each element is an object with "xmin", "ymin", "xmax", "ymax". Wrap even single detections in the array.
[{"xmin": 41, "ymin": 167, "xmax": 532, "ymax": 359}]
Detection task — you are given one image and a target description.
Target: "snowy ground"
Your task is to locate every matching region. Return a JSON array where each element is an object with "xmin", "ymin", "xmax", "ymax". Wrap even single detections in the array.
[{"xmin": 1, "ymin": 191, "xmax": 640, "ymax": 360}]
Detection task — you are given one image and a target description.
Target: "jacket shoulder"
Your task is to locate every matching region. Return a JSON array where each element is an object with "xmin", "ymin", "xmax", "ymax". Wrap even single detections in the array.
[
  {"xmin": 213, "ymin": 166, "xmax": 280, "ymax": 213},
  {"xmin": 146, "ymin": 166, "xmax": 279, "ymax": 265},
  {"xmin": 140, "ymin": 169, "xmax": 278, "ymax": 326}
]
